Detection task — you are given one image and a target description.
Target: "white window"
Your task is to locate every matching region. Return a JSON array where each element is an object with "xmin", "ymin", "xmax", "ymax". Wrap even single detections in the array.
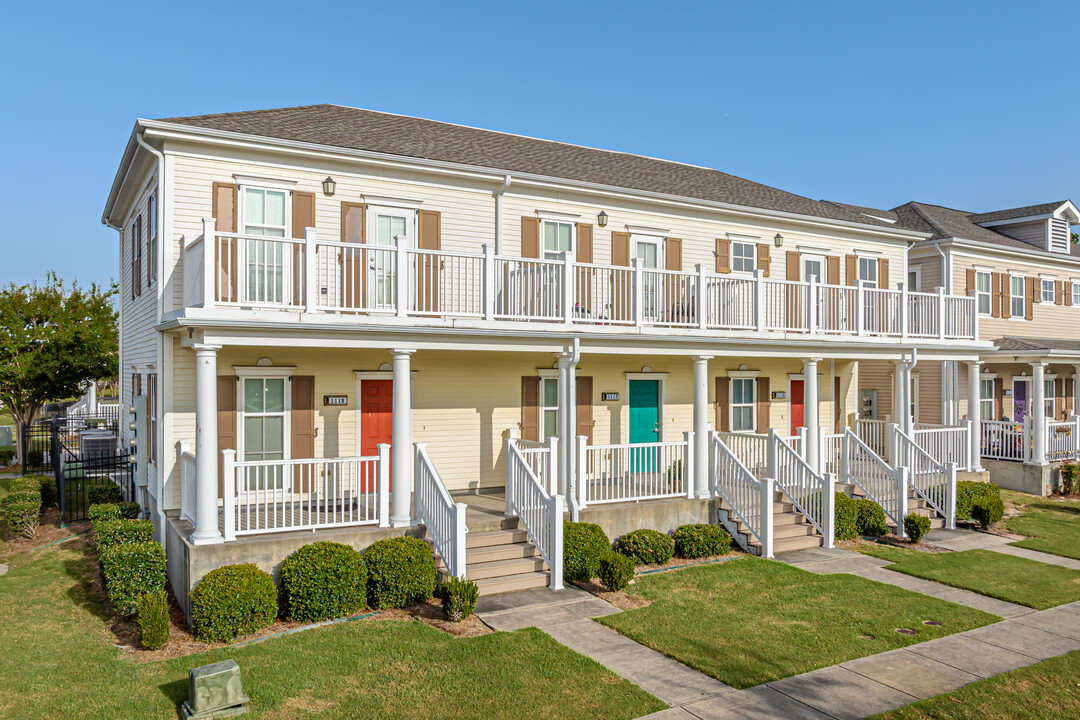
[
  {"xmin": 979, "ymin": 378, "xmax": 994, "ymax": 422},
  {"xmin": 1010, "ymin": 275, "xmax": 1025, "ymax": 317},
  {"xmin": 1072, "ymin": 282, "xmax": 1080, "ymax": 307},
  {"xmin": 907, "ymin": 268, "xmax": 920, "ymax": 292},
  {"xmin": 1041, "ymin": 278, "xmax": 1056, "ymax": 304},
  {"xmin": 858, "ymin": 257, "xmax": 878, "ymax": 286},
  {"xmin": 732, "ymin": 242, "xmax": 756, "ymax": 273},
  {"xmin": 975, "ymin": 271, "xmax": 992, "ymax": 315},
  {"xmin": 1045, "ymin": 378, "xmax": 1056, "ymax": 420},
  {"xmin": 731, "ymin": 378, "xmax": 756, "ymax": 432},
  {"xmin": 803, "ymin": 254, "xmax": 825, "ymax": 283},
  {"xmin": 241, "ymin": 187, "xmax": 290, "ymax": 304},
  {"xmin": 540, "ymin": 377, "xmax": 559, "ymax": 440},
  {"xmin": 542, "ymin": 220, "xmax": 574, "ymax": 261},
  {"xmin": 241, "ymin": 377, "xmax": 289, "ymax": 490}
]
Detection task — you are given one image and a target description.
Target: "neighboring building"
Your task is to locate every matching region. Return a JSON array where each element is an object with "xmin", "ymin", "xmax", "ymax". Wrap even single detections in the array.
[{"xmin": 102, "ymin": 105, "xmax": 984, "ymax": 615}]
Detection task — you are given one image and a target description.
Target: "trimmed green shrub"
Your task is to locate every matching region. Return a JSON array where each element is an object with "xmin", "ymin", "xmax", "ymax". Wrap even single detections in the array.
[
  {"xmin": 9, "ymin": 476, "xmax": 41, "ymax": 494},
  {"xmin": 137, "ymin": 588, "xmax": 171, "ymax": 649},
  {"xmin": 4, "ymin": 489, "xmax": 41, "ymax": 538},
  {"xmin": 191, "ymin": 564, "xmax": 278, "ymax": 643},
  {"xmin": 279, "ymin": 541, "xmax": 368, "ymax": 623},
  {"xmin": 15, "ymin": 475, "xmax": 54, "ymax": 509},
  {"xmin": 35, "ymin": 476, "xmax": 54, "ymax": 509},
  {"xmin": 88, "ymin": 503, "xmax": 121, "ymax": 525},
  {"xmin": 0, "ymin": 448, "xmax": 15, "ymax": 466},
  {"xmin": 118, "ymin": 501, "xmax": 141, "ymax": 519},
  {"xmin": 87, "ymin": 483, "xmax": 122, "ymax": 506},
  {"xmin": 95, "ymin": 518, "xmax": 154, "ymax": 554},
  {"xmin": 971, "ymin": 496, "xmax": 1005, "ymax": 530},
  {"xmin": 597, "ymin": 551, "xmax": 635, "ymax": 592},
  {"xmin": 673, "ymin": 523, "xmax": 731, "ymax": 559},
  {"xmin": 440, "ymin": 576, "xmax": 479, "ymax": 622},
  {"xmin": 904, "ymin": 512, "xmax": 932, "ymax": 543},
  {"xmin": 1057, "ymin": 462, "xmax": 1079, "ymax": 496},
  {"xmin": 100, "ymin": 541, "xmax": 167, "ymax": 615},
  {"xmin": 835, "ymin": 493, "xmax": 859, "ymax": 541},
  {"xmin": 363, "ymin": 536, "xmax": 437, "ymax": 610},
  {"xmin": 563, "ymin": 521, "xmax": 610, "ymax": 582},
  {"xmin": 854, "ymin": 499, "xmax": 888, "ymax": 537},
  {"xmin": 25, "ymin": 450, "xmax": 43, "ymax": 467},
  {"xmin": 956, "ymin": 481, "xmax": 1001, "ymax": 521},
  {"xmin": 615, "ymin": 528, "xmax": 674, "ymax": 565}
]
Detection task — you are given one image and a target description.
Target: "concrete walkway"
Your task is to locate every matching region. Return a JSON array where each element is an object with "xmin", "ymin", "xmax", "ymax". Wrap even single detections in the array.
[{"xmin": 925, "ymin": 527, "xmax": 1080, "ymax": 571}]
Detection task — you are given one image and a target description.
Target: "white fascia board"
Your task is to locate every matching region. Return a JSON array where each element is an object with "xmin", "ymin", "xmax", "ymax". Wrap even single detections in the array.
[
  {"xmin": 939, "ymin": 238, "xmax": 1080, "ymax": 272},
  {"xmin": 977, "ymin": 214, "xmax": 1054, "ymax": 227}
]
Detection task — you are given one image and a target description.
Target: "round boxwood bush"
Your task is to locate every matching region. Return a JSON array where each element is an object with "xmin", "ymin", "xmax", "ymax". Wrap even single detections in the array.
[
  {"xmin": 88, "ymin": 503, "xmax": 121, "ymax": 526},
  {"xmin": 597, "ymin": 551, "xmax": 635, "ymax": 592},
  {"xmin": 4, "ymin": 489, "xmax": 41, "ymax": 538},
  {"xmin": 904, "ymin": 512, "xmax": 932, "ymax": 543},
  {"xmin": 100, "ymin": 541, "xmax": 166, "ymax": 615},
  {"xmin": 971, "ymin": 496, "xmax": 1005, "ymax": 530},
  {"xmin": 854, "ymin": 499, "xmax": 889, "ymax": 537},
  {"xmin": 673, "ymin": 523, "xmax": 731, "ymax": 559},
  {"xmin": 95, "ymin": 518, "xmax": 154, "ymax": 554},
  {"xmin": 835, "ymin": 493, "xmax": 859, "ymax": 541},
  {"xmin": 440, "ymin": 576, "xmax": 479, "ymax": 622},
  {"xmin": 363, "ymin": 536, "xmax": 437, "ymax": 610},
  {"xmin": 190, "ymin": 564, "xmax": 278, "ymax": 643},
  {"xmin": 118, "ymin": 501, "xmax": 141, "ymax": 519},
  {"xmin": 956, "ymin": 480, "xmax": 1001, "ymax": 521},
  {"xmin": 137, "ymin": 588, "xmax": 171, "ymax": 650},
  {"xmin": 279, "ymin": 541, "xmax": 368, "ymax": 622},
  {"xmin": 87, "ymin": 483, "xmax": 123, "ymax": 506},
  {"xmin": 614, "ymin": 528, "xmax": 674, "ymax": 565},
  {"xmin": 563, "ymin": 521, "xmax": 610, "ymax": 582}
]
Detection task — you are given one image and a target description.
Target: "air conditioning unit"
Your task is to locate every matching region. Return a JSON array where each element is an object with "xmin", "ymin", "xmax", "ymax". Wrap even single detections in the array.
[{"xmin": 80, "ymin": 430, "xmax": 117, "ymax": 461}]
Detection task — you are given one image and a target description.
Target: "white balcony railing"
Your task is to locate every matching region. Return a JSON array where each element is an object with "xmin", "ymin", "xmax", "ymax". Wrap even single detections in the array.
[
  {"xmin": 576, "ymin": 435, "xmax": 692, "ymax": 506},
  {"xmin": 182, "ymin": 220, "xmax": 979, "ymax": 342},
  {"xmin": 506, "ymin": 439, "xmax": 563, "ymax": 589}
]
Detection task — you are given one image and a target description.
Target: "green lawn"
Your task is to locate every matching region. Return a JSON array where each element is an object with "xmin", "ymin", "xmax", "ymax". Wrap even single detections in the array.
[
  {"xmin": 872, "ymin": 650, "xmax": 1080, "ymax": 719},
  {"xmin": 596, "ymin": 557, "xmax": 996, "ymax": 689},
  {"xmin": 0, "ymin": 541, "xmax": 663, "ymax": 720},
  {"xmin": 856, "ymin": 545, "xmax": 1080, "ymax": 610},
  {"xmin": 1004, "ymin": 491, "xmax": 1080, "ymax": 561}
]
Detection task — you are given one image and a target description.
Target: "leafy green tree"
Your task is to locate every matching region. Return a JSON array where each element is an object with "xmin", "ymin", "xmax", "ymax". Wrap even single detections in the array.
[{"xmin": 0, "ymin": 274, "xmax": 118, "ymax": 459}]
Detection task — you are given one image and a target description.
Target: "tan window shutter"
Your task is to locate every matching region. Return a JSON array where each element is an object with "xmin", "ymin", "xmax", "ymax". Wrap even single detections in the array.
[
  {"xmin": 1055, "ymin": 378, "xmax": 1064, "ymax": 421},
  {"xmin": 576, "ymin": 376, "xmax": 593, "ymax": 443},
  {"xmin": 576, "ymin": 223, "xmax": 593, "ymax": 263},
  {"xmin": 1057, "ymin": 280, "xmax": 1066, "ymax": 305},
  {"xmin": 665, "ymin": 237, "xmax": 682, "ymax": 272},
  {"xmin": 715, "ymin": 377, "xmax": 730, "ymax": 432},
  {"xmin": 756, "ymin": 377, "xmax": 771, "ymax": 433},
  {"xmin": 340, "ymin": 202, "xmax": 366, "ymax": 309},
  {"xmin": 879, "ymin": 258, "xmax": 890, "ymax": 290},
  {"xmin": 845, "ymin": 254, "xmax": 857, "ymax": 286},
  {"xmin": 292, "ymin": 192, "xmax": 316, "ymax": 305},
  {"xmin": 521, "ymin": 217, "xmax": 540, "ymax": 258},
  {"xmin": 993, "ymin": 378, "xmax": 1004, "ymax": 420},
  {"xmin": 521, "ymin": 377, "xmax": 540, "ymax": 442},
  {"xmin": 217, "ymin": 375, "xmax": 237, "ymax": 498},
  {"xmin": 576, "ymin": 223, "xmax": 594, "ymax": 309},
  {"xmin": 291, "ymin": 376, "xmax": 315, "ymax": 492},
  {"xmin": 612, "ymin": 231, "xmax": 630, "ymax": 266},
  {"xmin": 213, "ymin": 182, "xmax": 239, "ymax": 302},
  {"xmin": 135, "ymin": 215, "xmax": 143, "ymax": 296},
  {"xmin": 1066, "ymin": 281, "xmax": 1074, "ymax": 307},
  {"xmin": 785, "ymin": 251, "xmax": 799, "ymax": 281},
  {"xmin": 965, "ymin": 269, "xmax": 976, "ymax": 295},
  {"xmin": 417, "ymin": 210, "xmax": 443, "ymax": 313},
  {"xmin": 418, "ymin": 210, "xmax": 441, "ymax": 251},
  {"xmin": 834, "ymin": 376, "xmax": 842, "ymax": 432},
  {"xmin": 827, "ymin": 256, "xmax": 840, "ymax": 285},
  {"xmin": 993, "ymin": 272, "xmax": 1003, "ymax": 318},
  {"xmin": 756, "ymin": 244, "xmax": 770, "ymax": 277},
  {"xmin": 715, "ymin": 238, "xmax": 731, "ymax": 273},
  {"xmin": 1025, "ymin": 277, "xmax": 1035, "ymax": 320}
]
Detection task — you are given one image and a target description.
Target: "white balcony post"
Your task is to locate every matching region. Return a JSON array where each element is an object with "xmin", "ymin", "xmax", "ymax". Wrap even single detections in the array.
[
  {"xmin": 394, "ymin": 235, "xmax": 409, "ymax": 318},
  {"xmin": 549, "ymin": 494, "xmax": 564, "ymax": 589},
  {"xmin": 633, "ymin": 258, "xmax": 645, "ymax": 327},
  {"xmin": 1032, "ymin": 362, "xmax": 1047, "ymax": 465},
  {"xmin": 377, "ymin": 443, "xmax": 391, "ymax": 527},
  {"xmin": 303, "ymin": 227, "xmax": 317, "ymax": 311},
  {"xmin": 505, "ymin": 430, "xmax": 519, "ymax": 517},
  {"xmin": 936, "ymin": 287, "xmax": 947, "ymax": 340},
  {"xmin": 754, "ymin": 269, "xmax": 765, "ymax": 332},
  {"xmin": 483, "ymin": 244, "xmax": 496, "ymax": 320},
  {"xmin": 808, "ymin": 276, "xmax": 818, "ymax": 335},
  {"xmin": 804, "ymin": 358, "xmax": 821, "ymax": 473},
  {"xmin": 766, "ymin": 427, "xmax": 779, "ymax": 479},
  {"xmin": 896, "ymin": 466, "xmax": 909, "ymax": 538},
  {"xmin": 945, "ymin": 462, "xmax": 958, "ymax": 529},
  {"xmin": 795, "ymin": 426, "xmax": 807, "ymax": 457},
  {"xmin": 887, "ymin": 422, "xmax": 899, "ymax": 470},
  {"xmin": 546, "ymin": 435, "xmax": 560, "ymax": 497},
  {"xmin": 191, "ymin": 343, "xmax": 223, "ymax": 545},
  {"xmin": 969, "ymin": 288, "xmax": 979, "ymax": 339},
  {"xmin": 856, "ymin": 281, "xmax": 865, "ymax": 336},
  {"xmin": 696, "ymin": 263, "xmax": 708, "ymax": 330},
  {"xmin": 562, "ymin": 251, "xmax": 575, "ymax": 323},
  {"xmin": 840, "ymin": 428, "xmax": 851, "ymax": 484},
  {"xmin": 222, "ymin": 449, "xmax": 236, "ymax": 542},
  {"xmin": 692, "ymin": 355, "xmax": 712, "ymax": 498},
  {"xmin": 1073, "ymin": 365, "xmax": 1080, "ymax": 424},
  {"xmin": 822, "ymin": 472, "xmax": 836, "ymax": 548},
  {"xmin": 1023, "ymin": 416, "xmax": 1033, "ymax": 463},
  {"xmin": 683, "ymin": 431, "xmax": 696, "ymax": 499},
  {"xmin": 575, "ymin": 435, "xmax": 588, "ymax": 515},
  {"xmin": 760, "ymin": 476, "xmax": 775, "ymax": 558},
  {"xmin": 900, "ymin": 280, "xmax": 910, "ymax": 340},
  {"xmin": 451, "ymin": 501, "xmax": 468, "ymax": 579},
  {"xmin": 967, "ymin": 360, "xmax": 983, "ymax": 470},
  {"xmin": 201, "ymin": 218, "xmax": 216, "ymax": 308},
  {"xmin": 390, "ymin": 349, "xmax": 415, "ymax": 526}
]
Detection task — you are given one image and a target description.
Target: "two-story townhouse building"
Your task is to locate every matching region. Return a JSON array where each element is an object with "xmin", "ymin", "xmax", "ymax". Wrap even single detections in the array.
[
  {"xmin": 101, "ymin": 105, "xmax": 985, "ymax": 615},
  {"xmin": 834, "ymin": 199, "xmax": 1080, "ymax": 494}
]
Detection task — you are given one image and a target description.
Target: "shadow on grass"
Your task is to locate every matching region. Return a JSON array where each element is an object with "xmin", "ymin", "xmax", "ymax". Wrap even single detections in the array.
[
  {"xmin": 61, "ymin": 547, "xmax": 113, "ymax": 623},
  {"xmin": 157, "ymin": 677, "xmax": 188, "ymax": 719}
]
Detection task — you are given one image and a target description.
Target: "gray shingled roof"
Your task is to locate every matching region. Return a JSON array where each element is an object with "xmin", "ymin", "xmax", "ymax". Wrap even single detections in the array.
[
  {"xmin": 822, "ymin": 200, "xmax": 899, "ymax": 223},
  {"xmin": 994, "ymin": 337, "xmax": 1080, "ymax": 353},
  {"xmin": 154, "ymin": 104, "xmax": 897, "ymax": 229},
  {"xmin": 969, "ymin": 202, "xmax": 1067, "ymax": 224}
]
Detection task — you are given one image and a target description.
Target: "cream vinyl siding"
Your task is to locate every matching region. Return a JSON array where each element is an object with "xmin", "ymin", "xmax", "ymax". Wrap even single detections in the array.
[
  {"xmin": 996, "ymin": 221, "xmax": 1047, "ymax": 249},
  {"xmin": 857, "ymin": 360, "xmax": 895, "ymax": 421},
  {"xmin": 910, "ymin": 257, "xmax": 941, "ymax": 293}
]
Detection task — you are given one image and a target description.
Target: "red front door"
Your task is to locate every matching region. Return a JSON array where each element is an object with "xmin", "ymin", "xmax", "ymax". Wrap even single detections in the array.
[
  {"xmin": 790, "ymin": 380, "xmax": 805, "ymax": 435},
  {"xmin": 361, "ymin": 380, "xmax": 393, "ymax": 490}
]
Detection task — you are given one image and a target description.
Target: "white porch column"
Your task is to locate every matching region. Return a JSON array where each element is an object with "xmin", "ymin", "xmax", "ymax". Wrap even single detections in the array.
[
  {"xmin": 967, "ymin": 360, "xmax": 984, "ymax": 471},
  {"xmin": 191, "ymin": 343, "xmax": 223, "ymax": 545},
  {"xmin": 692, "ymin": 356, "xmax": 712, "ymax": 498},
  {"xmin": 804, "ymin": 358, "xmax": 821, "ymax": 473},
  {"xmin": 390, "ymin": 349, "xmax": 416, "ymax": 526},
  {"xmin": 1073, "ymin": 365, "xmax": 1080, "ymax": 418},
  {"xmin": 557, "ymin": 350, "xmax": 578, "ymax": 500},
  {"xmin": 1032, "ymin": 362, "xmax": 1047, "ymax": 465}
]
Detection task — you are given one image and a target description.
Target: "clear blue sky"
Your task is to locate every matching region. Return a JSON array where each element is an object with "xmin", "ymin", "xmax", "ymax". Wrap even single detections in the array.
[{"xmin": 2, "ymin": 0, "xmax": 1077, "ymax": 288}]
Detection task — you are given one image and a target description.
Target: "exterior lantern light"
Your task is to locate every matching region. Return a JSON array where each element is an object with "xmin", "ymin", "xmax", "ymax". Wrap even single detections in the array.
[
  {"xmin": 774, "ymin": 233, "xmax": 784, "ymax": 248},
  {"xmin": 322, "ymin": 177, "xmax": 336, "ymax": 196},
  {"xmin": 597, "ymin": 210, "xmax": 608, "ymax": 227}
]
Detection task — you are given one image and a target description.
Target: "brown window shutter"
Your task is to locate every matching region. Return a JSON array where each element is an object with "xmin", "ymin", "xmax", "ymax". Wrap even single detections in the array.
[
  {"xmin": 1067, "ymin": 281, "xmax": 1074, "ymax": 307},
  {"xmin": 1055, "ymin": 378, "xmax": 1064, "ymax": 421},
  {"xmin": 576, "ymin": 223, "xmax": 593, "ymax": 263},
  {"xmin": 217, "ymin": 375, "xmax": 237, "ymax": 498},
  {"xmin": 129, "ymin": 225, "xmax": 136, "ymax": 300},
  {"xmin": 878, "ymin": 258, "xmax": 890, "ymax": 290},
  {"xmin": 1025, "ymin": 276, "xmax": 1035, "ymax": 320},
  {"xmin": 664, "ymin": 237, "xmax": 682, "ymax": 272},
  {"xmin": 291, "ymin": 192, "xmax": 316, "ymax": 306},
  {"xmin": 415, "ymin": 210, "xmax": 443, "ymax": 314},
  {"xmin": 418, "ymin": 210, "xmax": 441, "ymax": 251},
  {"xmin": 135, "ymin": 215, "xmax": 143, "ymax": 296},
  {"xmin": 576, "ymin": 376, "xmax": 593, "ymax": 443},
  {"xmin": 756, "ymin": 244, "xmax": 770, "ymax": 277},
  {"xmin": 575, "ymin": 223, "xmax": 594, "ymax": 309},
  {"xmin": 291, "ymin": 376, "xmax": 315, "ymax": 492},
  {"xmin": 834, "ymin": 376, "xmax": 842, "ymax": 432},
  {"xmin": 993, "ymin": 377, "xmax": 1004, "ymax": 420},
  {"xmin": 1057, "ymin": 280, "xmax": 1066, "ymax": 305},
  {"xmin": 993, "ymin": 272, "xmax": 1003, "ymax": 318},
  {"xmin": 845, "ymin": 254, "xmax": 857, "ymax": 286},
  {"xmin": 827, "ymin": 256, "xmax": 840, "ymax": 285},
  {"xmin": 715, "ymin": 377, "xmax": 730, "ymax": 432},
  {"xmin": 756, "ymin": 377, "xmax": 771, "ymax": 433},
  {"xmin": 612, "ymin": 231, "xmax": 630, "ymax": 266},
  {"xmin": 521, "ymin": 216, "xmax": 540, "ymax": 258},
  {"xmin": 715, "ymin": 238, "xmax": 731, "ymax": 273},
  {"xmin": 212, "ymin": 182, "xmax": 238, "ymax": 302},
  {"xmin": 965, "ymin": 269, "xmax": 976, "ymax": 294},
  {"xmin": 521, "ymin": 376, "xmax": 540, "ymax": 442},
  {"xmin": 785, "ymin": 251, "xmax": 799, "ymax": 281},
  {"xmin": 341, "ymin": 202, "xmax": 366, "ymax": 243},
  {"xmin": 340, "ymin": 202, "xmax": 366, "ymax": 309}
]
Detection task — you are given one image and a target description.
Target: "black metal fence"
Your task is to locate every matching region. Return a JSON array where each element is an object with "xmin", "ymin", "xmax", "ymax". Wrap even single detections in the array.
[{"xmin": 58, "ymin": 445, "xmax": 133, "ymax": 524}]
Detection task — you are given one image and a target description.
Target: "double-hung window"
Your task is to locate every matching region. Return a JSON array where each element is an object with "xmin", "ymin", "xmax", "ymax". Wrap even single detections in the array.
[
  {"xmin": 979, "ymin": 378, "xmax": 994, "ymax": 422},
  {"xmin": 540, "ymin": 377, "xmax": 558, "ymax": 440},
  {"xmin": 1045, "ymin": 378, "xmax": 1056, "ymax": 420},
  {"xmin": 731, "ymin": 378, "xmax": 756, "ymax": 432},
  {"xmin": 1041, "ymin": 277, "xmax": 1056, "ymax": 304},
  {"xmin": 241, "ymin": 187, "xmax": 289, "ymax": 304},
  {"xmin": 858, "ymin": 257, "xmax": 878, "ymax": 286},
  {"xmin": 1073, "ymin": 281, "xmax": 1080, "ymax": 307},
  {"xmin": 975, "ymin": 271, "xmax": 991, "ymax": 315},
  {"xmin": 241, "ymin": 377, "xmax": 288, "ymax": 491},
  {"xmin": 1010, "ymin": 275, "xmax": 1025, "ymax": 317},
  {"xmin": 907, "ymin": 268, "xmax": 920, "ymax": 292},
  {"xmin": 731, "ymin": 242, "xmax": 756, "ymax": 273},
  {"xmin": 542, "ymin": 220, "xmax": 574, "ymax": 261}
]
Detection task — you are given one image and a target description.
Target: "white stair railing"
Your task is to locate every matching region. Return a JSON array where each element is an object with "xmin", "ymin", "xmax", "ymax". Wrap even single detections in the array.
[
  {"xmin": 912, "ymin": 423, "xmax": 970, "ymax": 470},
  {"xmin": 505, "ymin": 439, "xmax": 564, "ymax": 589},
  {"xmin": 415, "ymin": 443, "xmax": 468, "ymax": 579},
  {"xmin": 841, "ymin": 428, "xmax": 903, "ymax": 530},
  {"xmin": 768, "ymin": 429, "xmax": 834, "ymax": 548},
  {"xmin": 514, "ymin": 436, "xmax": 559, "ymax": 496},
  {"xmin": 893, "ymin": 425, "xmax": 957, "ymax": 530},
  {"xmin": 716, "ymin": 431, "xmax": 769, "ymax": 479},
  {"xmin": 712, "ymin": 432, "xmax": 773, "ymax": 557}
]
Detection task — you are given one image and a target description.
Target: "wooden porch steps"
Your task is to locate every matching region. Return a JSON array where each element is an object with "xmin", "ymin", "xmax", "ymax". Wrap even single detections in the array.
[
  {"xmin": 717, "ymin": 489, "xmax": 824, "ymax": 557},
  {"xmin": 432, "ymin": 526, "xmax": 551, "ymax": 596}
]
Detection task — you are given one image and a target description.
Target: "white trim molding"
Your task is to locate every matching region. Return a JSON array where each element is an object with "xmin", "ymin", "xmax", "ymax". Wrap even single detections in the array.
[{"xmin": 232, "ymin": 174, "xmax": 298, "ymax": 190}]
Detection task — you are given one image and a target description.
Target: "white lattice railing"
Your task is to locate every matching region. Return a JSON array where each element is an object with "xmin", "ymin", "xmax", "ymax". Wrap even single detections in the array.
[
  {"xmin": 894, "ymin": 426, "xmax": 956, "ymax": 529},
  {"xmin": 981, "ymin": 419, "xmax": 1026, "ymax": 461},
  {"xmin": 712, "ymin": 433, "xmax": 772, "ymax": 557},
  {"xmin": 843, "ymin": 428, "xmax": 902, "ymax": 528},
  {"xmin": 716, "ymin": 431, "xmax": 769, "ymax": 479},
  {"xmin": 771, "ymin": 431, "xmax": 834, "ymax": 545},
  {"xmin": 578, "ymin": 436, "xmax": 692, "ymax": 505},
  {"xmin": 506, "ymin": 440, "xmax": 563, "ymax": 589},
  {"xmin": 913, "ymin": 424, "xmax": 971, "ymax": 470},
  {"xmin": 1047, "ymin": 418, "xmax": 1080, "ymax": 461},
  {"xmin": 222, "ymin": 447, "xmax": 389, "ymax": 541},
  {"xmin": 178, "ymin": 442, "xmax": 196, "ymax": 525},
  {"xmin": 415, "ymin": 443, "xmax": 468, "ymax": 579}
]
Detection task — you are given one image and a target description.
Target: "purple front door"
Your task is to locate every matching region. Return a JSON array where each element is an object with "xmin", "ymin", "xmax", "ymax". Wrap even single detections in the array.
[{"xmin": 1013, "ymin": 381, "xmax": 1028, "ymax": 422}]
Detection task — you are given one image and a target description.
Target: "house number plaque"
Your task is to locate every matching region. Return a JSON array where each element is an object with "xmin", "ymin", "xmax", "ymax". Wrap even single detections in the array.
[
  {"xmin": 601, "ymin": 392, "xmax": 620, "ymax": 401},
  {"xmin": 323, "ymin": 395, "xmax": 349, "ymax": 406}
]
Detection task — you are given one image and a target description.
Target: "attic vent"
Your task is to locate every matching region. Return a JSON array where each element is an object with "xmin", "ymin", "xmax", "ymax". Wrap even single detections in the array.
[{"xmin": 1050, "ymin": 217, "xmax": 1070, "ymax": 254}]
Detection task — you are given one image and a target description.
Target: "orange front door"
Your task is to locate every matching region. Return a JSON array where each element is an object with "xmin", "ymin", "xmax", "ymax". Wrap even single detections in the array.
[
  {"xmin": 361, "ymin": 380, "xmax": 393, "ymax": 490},
  {"xmin": 790, "ymin": 380, "xmax": 805, "ymax": 435}
]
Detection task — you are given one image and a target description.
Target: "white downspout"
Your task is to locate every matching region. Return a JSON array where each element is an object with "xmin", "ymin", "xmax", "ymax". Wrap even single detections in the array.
[
  {"xmin": 900, "ymin": 349, "xmax": 918, "ymax": 435},
  {"xmin": 933, "ymin": 242, "xmax": 950, "ymax": 294},
  {"xmin": 494, "ymin": 174, "xmax": 511, "ymax": 255}
]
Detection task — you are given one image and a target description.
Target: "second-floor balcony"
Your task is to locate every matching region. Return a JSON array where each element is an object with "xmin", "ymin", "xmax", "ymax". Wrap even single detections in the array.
[{"xmin": 181, "ymin": 221, "xmax": 978, "ymax": 343}]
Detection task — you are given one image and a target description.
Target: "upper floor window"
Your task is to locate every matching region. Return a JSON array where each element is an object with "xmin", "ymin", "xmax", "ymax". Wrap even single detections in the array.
[
  {"xmin": 1041, "ymin": 277, "xmax": 1056, "ymax": 304},
  {"xmin": 1010, "ymin": 275, "xmax": 1025, "ymax": 317},
  {"xmin": 1073, "ymin": 281, "xmax": 1080, "ymax": 307},
  {"xmin": 731, "ymin": 242, "xmax": 756, "ymax": 273},
  {"xmin": 240, "ymin": 187, "xmax": 290, "ymax": 305},
  {"xmin": 975, "ymin": 271, "xmax": 991, "ymax": 315},
  {"xmin": 148, "ymin": 192, "xmax": 158, "ymax": 283},
  {"xmin": 907, "ymin": 268, "xmax": 920, "ymax": 292},
  {"xmin": 542, "ymin": 220, "xmax": 573, "ymax": 261},
  {"xmin": 858, "ymin": 257, "xmax": 878, "ymax": 286},
  {"xmin": 242, "ymin": 187, "xmax": 288, "ymax": 237},
  {"xmin": 731, "ymin": 377, "xmax": 756, "ymax": 432}
]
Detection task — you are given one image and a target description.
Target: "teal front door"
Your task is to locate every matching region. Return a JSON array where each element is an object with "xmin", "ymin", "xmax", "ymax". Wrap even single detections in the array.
[{"xmin": 629, "ymin": 380, "xmax": 660, "ymax": 471}]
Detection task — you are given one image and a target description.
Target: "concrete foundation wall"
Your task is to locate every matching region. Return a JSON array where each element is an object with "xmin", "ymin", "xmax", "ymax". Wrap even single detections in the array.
[
  {"xmin": 984, "ymin": 459, "xmax": 1052, "ymax": 496},
  {"xmin": 577, "ymin": 497, "xmax": 717, "ymax": 543}
]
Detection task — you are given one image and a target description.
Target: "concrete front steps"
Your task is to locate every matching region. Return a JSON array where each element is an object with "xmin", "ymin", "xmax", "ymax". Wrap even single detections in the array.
[
  {"xmin": 718, "ymin": 490, "xmax": 824, "ymax": 556},
  {"xmin": 432, "ymin": 525, "xmax": 551, "ymax": 596}
]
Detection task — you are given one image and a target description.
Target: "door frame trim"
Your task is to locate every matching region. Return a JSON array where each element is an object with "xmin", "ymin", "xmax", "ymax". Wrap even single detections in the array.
[{"xmin": 624, "ymin": 375, "xmax": 666, "ymax": 443}]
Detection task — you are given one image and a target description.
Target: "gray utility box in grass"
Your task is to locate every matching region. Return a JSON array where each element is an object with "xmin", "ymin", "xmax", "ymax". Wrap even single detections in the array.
[
  {"xmin": 0, "ymin": 426, "xmax": 12, "ymax": 446},
  {"xmin": 181, "ymin": 659, "xmax": 249, "ymax": 719}
]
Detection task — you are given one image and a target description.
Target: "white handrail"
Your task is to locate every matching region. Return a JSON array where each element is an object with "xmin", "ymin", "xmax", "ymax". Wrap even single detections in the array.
[
  {"xmin": 843, "ymin": 428, "xmax": 901, "ymax": 528},
  {"xmin": 178, "ymin": 442, "xmax": 196, "ymax": 525},
  {"xmin": 769, "ymin": 429, "xmax": 834, "ymax": 546},
  {"xmin": 716, "ymin": 431, "xmax": 769, "ymax": 479},
  {"xmin": 579, "ymin": 438, "xmax": 692, "ymax": 504},
  {"xmin": 712, "ymin": 432, "xmax": 772, "ymax": 557},
  {"xmin": 912, "ymin": 424, "xmax": 970, "ymax": 470},
  {"xmin": 415, "ymin": 443, "xmax": 468, "ymax": 579},
  {"xmin": 505, "ymin": 439, "xmax": 563, "ymax": 589},
  {"xmin": 893, "ymin": 424, "xmax": 956, "ymax": 529},
  {"xmin": 515, "ymin": 436, "xmax": 559, "ymax": 496}
]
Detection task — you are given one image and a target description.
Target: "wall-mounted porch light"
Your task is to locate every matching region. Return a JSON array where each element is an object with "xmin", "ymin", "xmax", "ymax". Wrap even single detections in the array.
[
  {"xmin": 774, "ymin": 233, "xmax": 784, "ymax": 248},
  {"xmin": 597, "ymin": 210, "xmax": 609, "ymax": 227},
  {"xmin": 322, "ymin": 177, "xmax": 337, "ymax": 196}
]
